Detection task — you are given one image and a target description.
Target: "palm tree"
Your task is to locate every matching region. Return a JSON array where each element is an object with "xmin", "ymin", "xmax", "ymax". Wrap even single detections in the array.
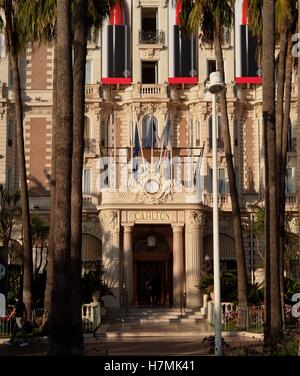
[
  {"xmin": 71, "ymin": 0, "xmax": 88, "ymax": 354},
  {"xmin": 273, "ymin": 0, "xmax": 297, "ymax": 328},
  {"xmin": 48, "ymin": 0, "xmax": 73, "ymax": 355},
  {"xmin": 262, "ymin": 0, "xmax": 282, "ymax": 348},
  {"xmin": 16, "ymin": 0, "xmax": 57, "ymax": 313},
  {"xmin": 181, "ymin": 0, "xmax": 248, "ymax": 314},
  {"xmin": 297, "ymin": 0, "xmax": 300, "ymax": 356},
  {"xmin": 70, "ymin": 0, "xmax": 115, "ymax": 353},
  {"xmin": 0, "ymin": 0, "xmax": 34, "ymax": 320}
]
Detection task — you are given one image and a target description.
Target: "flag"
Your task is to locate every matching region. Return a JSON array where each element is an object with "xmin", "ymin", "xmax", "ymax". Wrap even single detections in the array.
[
  {"xmin": 133, "ymin": 121, "xmax": 140, "ymax": 156},
  {"xmin": 133, "ymin": 122, "xmax": 140, "ymax": 173},
  {"xmin": 164, "ymin": 118, "xmax": 172, "ymax": 161},
  {"xmin": 143, "ymin": 115, "xmax": 157, "ymax": 148}
]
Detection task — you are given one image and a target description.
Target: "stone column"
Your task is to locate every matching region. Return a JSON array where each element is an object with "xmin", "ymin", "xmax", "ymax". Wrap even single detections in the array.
[
  {"xmin": 123, "ymin": 224, "xmax": 133, "ymax": 306},
  {"xmin": 186, "ymin": 210, "xmax": 206, "ymax": 308},
  {"xmin": 172, "ymin": 224, "xmax": 184, "ymax": 307},
  {"xmin": 100, "ymin": 210, "xmax": 120, "ymax": 307}
]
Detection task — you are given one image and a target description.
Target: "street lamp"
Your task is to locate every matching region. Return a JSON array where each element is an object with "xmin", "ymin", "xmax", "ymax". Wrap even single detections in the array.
[{"xmin": 207, "ymin": 71, "xmax": 225, "ymax": 356}]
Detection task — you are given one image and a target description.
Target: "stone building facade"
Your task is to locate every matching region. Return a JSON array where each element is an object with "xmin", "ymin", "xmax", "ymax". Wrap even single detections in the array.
[{"xmin": 0, "ymin": 0, "xmax": 298, "ymax": 309}]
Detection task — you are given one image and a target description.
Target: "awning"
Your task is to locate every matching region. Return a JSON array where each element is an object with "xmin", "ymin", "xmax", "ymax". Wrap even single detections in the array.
[{"xmin": 204, "ymin": 234, "xmax": 236, "ymax": 260}]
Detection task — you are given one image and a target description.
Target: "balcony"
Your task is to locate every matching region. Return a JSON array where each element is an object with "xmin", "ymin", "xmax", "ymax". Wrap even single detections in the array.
[
  {"xmin": 207, "ymin": 139, "xmax": 225, "ymax": 153},
  {"xmin": 286, "ymin": 194, "xmax": 297, "ymax": 211},
  {"xmin": 84, "ymin": 138, "xmax": 97, "ymax": 155},
  {"xmin": 85, "ymin": 84, "xmax": 100, "ymax": 99},
  {"xmin": 82, "ymin": 194, "xmax": 99, "ymax": 207},
  {"xmin": 204, "ymin": 193, "xmax": 232, "ymax": 210},
  {"xmin": 139, "ymin": 30, "xmax": 165, "ymax": 45}
]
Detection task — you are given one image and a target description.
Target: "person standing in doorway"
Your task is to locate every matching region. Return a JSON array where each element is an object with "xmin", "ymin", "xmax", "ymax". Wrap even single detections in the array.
[{"xmin": 5, "ymin": 296, "xmax": 29, "ymax": 347}]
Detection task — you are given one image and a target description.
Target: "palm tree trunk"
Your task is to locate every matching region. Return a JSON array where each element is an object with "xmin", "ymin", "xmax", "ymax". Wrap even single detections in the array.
[
  {"xmin": 297, "ymin": 0, "xmax": 300, "ymax": 357},
  {"xmin": 263, "ymin": 0, "xmax": 282, "ymax": 349},
  {"xmin": 44, "ymin": 46, "xmax": 57, "ymax": 313},
  {"xmin": 214, "ymin": 31, "xmax": 248, "ymax": 316},
  {"xmin": 280, "ymin": 39, "xmax": 294, "ymax": 331},
  {"xmin": 4, "ymin": 0, "xmax": 33, "ymax": 320},
  {"xmin": 71, "ymin": 0, "xmax": 88, "ymax": 355},
  {"xmin": 275, "ymin": 27, "xmax": 288, "ymax": 329},
  {"xmin": 48, "ymin": 0, "xmax": 73, "ymax": 356}
]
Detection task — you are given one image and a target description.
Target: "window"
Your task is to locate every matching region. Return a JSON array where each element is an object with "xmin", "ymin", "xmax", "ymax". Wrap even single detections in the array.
[
  {"xmin": 234, "ymin": 120, "xmax": 239, "ymax": 147},
  {"xmin": 0, "ymin": 33, "xmax": 5, "ymax": 58},
  {"xmin": 141, "ymin": 8, "xmax": 157, "ymax": 32},
  {"xmin": 286, "ymin": 167, "xmax": 296, "ymax": 194},
  {"xmin": 218, "ymin": 168, "xmax": 227, "ymax": 194},
  {"xmin": 82, "ymin": 169, "xmax": 91, "ymax": 194},
  {"xmin": 208, "ymin": 166, "xmax": 213, "ymax": 193},
  {"xmin": 142, "ymin": 115, "xmax": 158, "ymax": 148},
  {"xmin": 8, "ymin": 63, "xmax": 14, "ymax": 86},
  {"xmin": 208, "ymin": 115, "xmax": 223, "ymax": 150},
  {"xmin": 139, "ymin": 8, "xmax": 164, "ymax": 44},
  {"xmin": 223, "ymin": 27, "xmax": 231, "ymax": 45},
  {"xmin": 142, "ymin": 61, "xmax": 158, "ymax": 84},
  {"xmin": 207, "ymin": 167, "xmax": 228, "ymax": 194},
  {"xmin": 85, "ymin": 60, "xmax": 92, "ymax": 84},
  {"xmin": 87, "ymin": 27, "xmax": 96, "ymax": 44},
  {"xmin": 7, "ymin": 167, "xmax": 13, "ymax": 192},
  {"xmin": 207, "ymin": 59, "xmax": 216, "ymax": 78},
  {"xmin": 288, "ymin": 118, "xmax": 296, "ymax": 152},
  {"xmin": 84, "ymin": 116, "xmax": 91, "ymax": 139},
  {"xmin": 7, "ymin": 120, "xmax": 13, "ymax": 147}
]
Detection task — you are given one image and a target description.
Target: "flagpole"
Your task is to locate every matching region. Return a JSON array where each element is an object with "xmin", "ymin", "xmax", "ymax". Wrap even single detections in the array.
[
  {"xmin": 151, "ymin": 112, "xmax": 153, "ymax": 177},
  {"xmin": 134, "ymin": 109, "xmax": 145, "ymax": 169},
  {"xmin": 130, "ymin": 107, "xmax": 134, "ymax": 182},
  {"xmin": 170, "ymin": 112, "xmax": 173, "ymax": 183}
]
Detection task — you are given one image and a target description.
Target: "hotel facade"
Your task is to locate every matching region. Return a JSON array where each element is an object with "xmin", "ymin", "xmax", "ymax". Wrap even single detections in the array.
[{"xmin": 0, "ymin": 0, "xmax": 298, "ymax": 309}]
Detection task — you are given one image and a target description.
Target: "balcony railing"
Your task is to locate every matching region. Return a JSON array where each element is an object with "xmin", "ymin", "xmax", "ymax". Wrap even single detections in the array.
[
  {"xmin": 85, "ymin": 84, "xmax": 100, "ymax": 98},
  {"xmin": 208, "ymin": 194, "xmax": 230, "ymax": 205},
  {"xmin": 139, "ymin": 30, "xmax": 165, "ymax": 44},
  {"xmin": 286, "ymin": 194, "xmax": 297, "ymax": 205},
  {"xmin": 84, "ymin": 138, "xmax": 96, "ymax": 154},
  {"xmin": 208, "ymin": 139, "xmax": 225, "ymax": 152}
]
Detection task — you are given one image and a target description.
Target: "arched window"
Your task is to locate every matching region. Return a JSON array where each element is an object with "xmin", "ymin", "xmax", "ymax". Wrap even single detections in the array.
[
  {"xmin": 288, "ymin": 118, "xmax": 296, "ymax": 152},
  {"xmin": 208, "ymin": 115, "xmax": 223, "ymax": 150},
  {"xmin": 142, "ymin": 115, "xmax": 158, "ymax": 148},
  {"xmin": 84, "ymin": 116, "xmax": 91, "ymax": 139},
  {"xmin": 203, "ymin": 233, "xmax": 237, "ymax": 273}
]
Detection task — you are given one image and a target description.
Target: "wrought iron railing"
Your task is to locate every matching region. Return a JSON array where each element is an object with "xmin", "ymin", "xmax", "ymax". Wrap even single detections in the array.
[{"xmin": 139, "ymin": 30, "xmax": 165, "ymax": 44}]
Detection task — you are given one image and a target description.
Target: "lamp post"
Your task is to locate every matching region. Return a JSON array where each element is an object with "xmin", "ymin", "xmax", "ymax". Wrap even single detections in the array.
[{"xmin": 207, "ymin": 71, "xmax": 225, "ymax": 356}]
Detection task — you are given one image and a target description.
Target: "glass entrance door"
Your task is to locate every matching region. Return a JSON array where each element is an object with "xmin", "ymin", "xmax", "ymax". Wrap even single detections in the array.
[{"xmin": 136, "ymin": 261, "xmax": 165, "ymax": 306}]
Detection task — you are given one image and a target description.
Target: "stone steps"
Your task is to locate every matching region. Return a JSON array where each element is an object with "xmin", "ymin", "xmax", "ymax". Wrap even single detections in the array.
[{"xmin": 103, "ymin": 307, "xmax": 206, "ymax": 324}]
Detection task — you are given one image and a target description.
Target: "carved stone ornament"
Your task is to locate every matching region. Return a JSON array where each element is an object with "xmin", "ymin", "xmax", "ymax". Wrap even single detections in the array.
[
  {"xmin": 100, "ymin": 210, "xmax": 119, "ymax": 230},
  {"xmin": 188, "ymin": 210, "xmax": 205, "ymax": 228},
  {"xmin": 129, "ymin": 173, "xmax": 175, "ymax": 205}
]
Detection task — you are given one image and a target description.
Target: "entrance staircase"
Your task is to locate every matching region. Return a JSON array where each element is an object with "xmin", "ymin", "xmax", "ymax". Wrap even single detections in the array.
[
  {"xmin": 104, "ymin": 307, "xmax": 206, "ymax": 324},
  {"xmin": 97, "ymin": 307, "xmax": 211, "ymax": 339}
]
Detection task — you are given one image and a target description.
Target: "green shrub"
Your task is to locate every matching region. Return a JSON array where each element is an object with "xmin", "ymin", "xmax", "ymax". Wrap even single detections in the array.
[
  {"xmin": 284, "ymin": 277, "xmax": 300, "ymax": 305},
  {"xmin": 81, "ymin": 271, "xmax": 116, "ymax": 306}
]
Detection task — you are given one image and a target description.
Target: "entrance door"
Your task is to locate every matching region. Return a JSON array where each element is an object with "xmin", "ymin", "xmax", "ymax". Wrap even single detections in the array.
[{"xmin": 136, "ymin": 261, "xmax": 166, "ymax": 306}]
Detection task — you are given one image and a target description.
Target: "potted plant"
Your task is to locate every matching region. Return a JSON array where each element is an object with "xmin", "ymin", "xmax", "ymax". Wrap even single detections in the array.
[{"xmin": 82, "ymin": 272, "xmax": 116, "ymax": 316}]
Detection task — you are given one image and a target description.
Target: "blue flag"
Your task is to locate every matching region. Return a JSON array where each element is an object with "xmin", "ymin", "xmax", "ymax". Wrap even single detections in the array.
[{"xmin": 133, "ymin": 122, "xmax": 140, "ymax": 156}]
